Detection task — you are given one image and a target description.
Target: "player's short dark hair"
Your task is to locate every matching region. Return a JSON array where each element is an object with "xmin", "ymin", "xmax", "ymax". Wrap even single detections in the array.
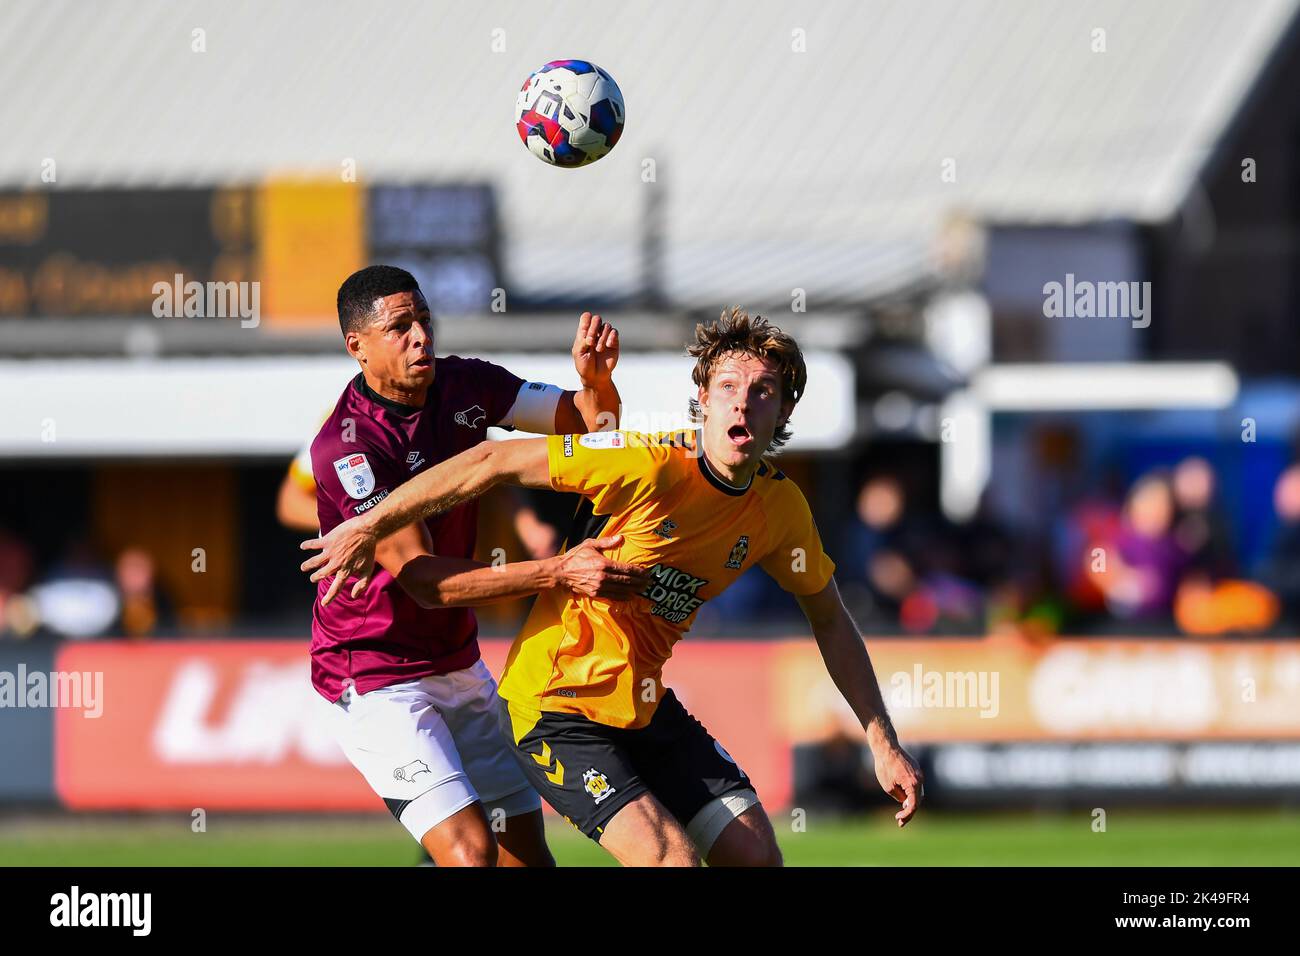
[
  {"xmin": 336, "ymin": 265, "xmax": 422, "ymax": 335},
  {"xmin": 687, "ymin": 307, "xmax": 807, "ymax": 452}
]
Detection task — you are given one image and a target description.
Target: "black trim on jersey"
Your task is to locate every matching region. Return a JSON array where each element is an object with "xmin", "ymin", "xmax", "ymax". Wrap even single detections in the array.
[
  {"xmin": 561, "ymin": 496, "xmax": 611, "ymax": 550},
  {"xmin": 383, "ymin": 796, "xmax": 413, "ymax": 821},
  {"xmin": 757, "ymin": 462, "xmax": 786, "ymax": 480},
  {"xmin": 697, "ymin": 450, "xmax": 752, "ymax": 497},
  {"xmin": 354, "ymin": 372, "xmax": 423, "ymax": 416}
]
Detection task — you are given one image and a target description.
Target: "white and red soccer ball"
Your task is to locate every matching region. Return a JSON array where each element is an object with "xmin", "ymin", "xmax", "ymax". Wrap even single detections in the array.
[{"xmin": 515, "ymin": 59, "xmax": 625, "ymax": 167}]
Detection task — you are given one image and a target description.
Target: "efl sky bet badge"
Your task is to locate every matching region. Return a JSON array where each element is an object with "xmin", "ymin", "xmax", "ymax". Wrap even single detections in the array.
[{"xmin": 334, "ymin": 453, "xmax": 375, "ymax": 500}]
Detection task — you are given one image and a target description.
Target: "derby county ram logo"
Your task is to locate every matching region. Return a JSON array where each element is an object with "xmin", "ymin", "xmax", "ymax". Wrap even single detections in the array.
[
  {"xmin": 454, "ymin": 404, "xmax": 487, "ymax": 428},
  {"xmin": 583, "ymin": 768, "xmax": 616, "ymax": 805},
  {"xmin": 393, "ymin": 759, "xmax": 432, "ymax": 783},
  {"xmin": 725, "ymin": 534, "xmax": 750, "ymax": 570}
]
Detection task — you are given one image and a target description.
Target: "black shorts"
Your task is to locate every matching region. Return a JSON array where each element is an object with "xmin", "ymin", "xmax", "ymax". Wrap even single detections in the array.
[{"xmin": 498, "ymin": 689, "xmax": 754, "ymax": 843}]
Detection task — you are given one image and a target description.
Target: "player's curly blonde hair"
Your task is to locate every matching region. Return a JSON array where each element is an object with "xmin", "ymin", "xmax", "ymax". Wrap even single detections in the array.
[{"xmin": 687, "ymin": 307, "xmax": 807, "ymax": 451}]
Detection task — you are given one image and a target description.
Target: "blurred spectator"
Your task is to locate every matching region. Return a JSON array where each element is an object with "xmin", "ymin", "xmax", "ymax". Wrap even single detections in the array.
[
  {"xmin": 114, "ymin": 547, "xmax": 175, "ymax": 638},
  {"xmin": 0, "ymin": 529, "xmax": 34, "ymax": 596},
  {"xmin": 0, "ymin": 530, "xmax": 37, "ymax": 638},
  {"xmin": 1171, "ymin": 456, "xmax": 1236, "ymax": 579},
  {"xmin": 30, "ymin": 539, "xmax": 119, "ymax": 639},
  {"xmin": 840, "ymin": 475, "xmax": 920, "ymax": 629},
  {"xmin": 1256, "ymin": 464, "xmax": 1300, "ymax": 627},
  {"xmin": 1056, "ymin": 487, "xmax": 1125, "ymax": 629},
  {"xmin": 841, "ymin": 475, "xmax": 986, "ymax": 634},
  {"xmin": 1094, "ymin": 473, "xmax": 1189, "ymax": 626},
  {"xmin": 1169, "ymin": 458, "xmax": 1276, "ymax": 635}
]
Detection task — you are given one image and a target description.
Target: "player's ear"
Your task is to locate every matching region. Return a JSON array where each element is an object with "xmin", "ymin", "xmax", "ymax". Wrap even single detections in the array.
[
  {"xmin": 773, "ymin": 398, "xmax": 795, "ymax": 438},
  {"xmin": 344, "ymin": 330, "xmax": 365, "ymax": 364}
]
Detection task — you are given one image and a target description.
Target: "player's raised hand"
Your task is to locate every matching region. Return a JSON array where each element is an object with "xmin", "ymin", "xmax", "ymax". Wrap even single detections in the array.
[
  {"xmin": 873, "ymin": 743, "xmax": 925, "ymax": 827},
  {"xmin": 571, "ymin": 311, "xmax": 619, "ymax": 389},
  {"xmin": 299, "ymin": 515, "xmax": 380, "ymax": 606},
  {"xmin": 551, "ymin": 533, "xmax": 650, "ymax": 601}
]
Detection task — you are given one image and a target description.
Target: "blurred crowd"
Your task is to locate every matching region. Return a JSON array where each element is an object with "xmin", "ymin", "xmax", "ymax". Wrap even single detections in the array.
[
  {"xmin": 831, "ymin": 455, "xmax": 1300, "ymax": 639},
  {"xmin": 3, "ymin": 453, "xmax": 1300, "ymax": 641},
  {"xmin": 0, "ymin": 536, "xmax": 174, "ymax": 641}
]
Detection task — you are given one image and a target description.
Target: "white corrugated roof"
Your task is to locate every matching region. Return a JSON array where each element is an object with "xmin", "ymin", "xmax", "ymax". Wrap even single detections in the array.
[{"xmin": 1, "ymin": 0, "xmax": 1293, "ymax": 304}]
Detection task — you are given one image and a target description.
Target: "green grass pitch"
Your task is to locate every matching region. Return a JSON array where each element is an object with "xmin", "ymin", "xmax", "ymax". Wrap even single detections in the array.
[{"xmin": 1, "ymin": 809, "xmax": 1296, "ymax": 866}]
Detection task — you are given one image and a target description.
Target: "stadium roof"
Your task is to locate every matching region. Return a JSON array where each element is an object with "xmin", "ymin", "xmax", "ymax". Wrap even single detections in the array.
[{"xmin": 2, "ymin": 0, "xmax": 1296, "ymax": 305}]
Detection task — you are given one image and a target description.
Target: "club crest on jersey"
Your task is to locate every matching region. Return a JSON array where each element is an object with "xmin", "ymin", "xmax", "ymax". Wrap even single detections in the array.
[
  {"xmin": 334, "ymin": 453, "xmax": 375, "ymax": 500},
  {"xmin": 393, "ymin": 759, "xmax": 432, "ymax": 783},
  {"xmin": 583, "ymin": 768, "xmax": 616, "ymax": 804},
  {"xmin": 454, "ymin": 404, "xmax": 487, "ymax": 428},
  {"xmin": 653, "ymin": 518, "xmax": 677, "ymax": 540},
  {"xmin": 725, "ymin": 534, "xmax": 750, "ymax": 570}
]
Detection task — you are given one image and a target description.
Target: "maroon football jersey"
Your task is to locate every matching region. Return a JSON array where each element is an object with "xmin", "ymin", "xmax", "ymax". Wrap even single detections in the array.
[{"xmin": 309, "ymin": 356, "xmax": 525, "ymax": 701}]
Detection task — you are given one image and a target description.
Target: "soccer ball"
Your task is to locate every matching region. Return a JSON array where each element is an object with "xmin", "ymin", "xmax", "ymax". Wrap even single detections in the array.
[{"xmin": 515, "ymin": 59, "xmax": 625, "ymax": 167}]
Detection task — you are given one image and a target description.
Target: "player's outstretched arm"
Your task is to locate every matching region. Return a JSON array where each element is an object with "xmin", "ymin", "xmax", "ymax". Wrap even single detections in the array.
[
  {"xmin": 555, "ymin": 311, "xmax": 621, "ymax": 434},
  {"xmin": 300, "ymin": 438, "xmax": 552, "ymax": 603},
  {"xmin": 796, "ymin": 577, "xmax": 925, "ymax": 827},
  {"xmin": 371, "ymin": 523, "xmax": 648, "ymax": 611}
]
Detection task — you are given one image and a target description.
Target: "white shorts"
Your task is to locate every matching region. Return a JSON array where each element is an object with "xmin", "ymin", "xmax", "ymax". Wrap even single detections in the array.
[{"xmin": 331, "ymin": 659, "xmax": 541, "ymax": 843}]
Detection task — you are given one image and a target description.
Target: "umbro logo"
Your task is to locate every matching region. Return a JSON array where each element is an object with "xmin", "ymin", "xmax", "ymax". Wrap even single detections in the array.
[
  {"xmin": 406, "ymin": 450, "xmax": 426, "ymax": 470},
  {"xmin": 454, "ymin": 404, "xmax": 487, "ymax": 428},
  {"xmin": 654, "ymin": 518, "xmax": 677, "ymax": 540}
]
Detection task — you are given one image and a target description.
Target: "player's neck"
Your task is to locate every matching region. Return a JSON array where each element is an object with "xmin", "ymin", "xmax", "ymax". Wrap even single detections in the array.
[
  {"xmin": 699, "ymin": 444, "xmax": 760, "ymax": 490},
  {"xmin": 360, "ymin": 370, "xmax": 428, "ymax": 409}
]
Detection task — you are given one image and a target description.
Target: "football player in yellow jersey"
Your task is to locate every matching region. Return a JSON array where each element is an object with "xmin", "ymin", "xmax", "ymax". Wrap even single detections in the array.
[{"xmin": 301, "ymin": 308, "xmax": 924, "ymax": 866}]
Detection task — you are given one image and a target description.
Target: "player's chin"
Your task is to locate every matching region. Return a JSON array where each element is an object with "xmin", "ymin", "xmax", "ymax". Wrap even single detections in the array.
[
  {"xmin": 718, "ymin": 443, "xmax": 762, "ymax": 468},
  {"xmin": 721, "ymin": 430, "xmax": 767, "ymax": 463},
  {"xmin": 404, "ymin": 360, "xmax": 435, "ymax": 384}
]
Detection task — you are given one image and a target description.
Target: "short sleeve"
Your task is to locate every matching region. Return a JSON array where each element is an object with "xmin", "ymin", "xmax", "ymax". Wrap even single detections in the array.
[
  {"xmin": 546, "ymin": 431, "xmax": 677, "ymax": 515},
  {"xmin": 759, "ymin": 482, "xmax": 837, "ymax": 595},
  {"xmin": 460, "ymin": 357, "xmax": 526, "ymax": 429},
  {"xmin": 311, "ymin": 434, "xmax": 408, "ymax": 530}
]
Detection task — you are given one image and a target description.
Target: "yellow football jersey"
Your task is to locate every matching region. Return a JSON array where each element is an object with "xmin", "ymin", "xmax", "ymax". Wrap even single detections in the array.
[{"xmin": 498, "ymin": 428, "xmax": 836, "ymax": 730}]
